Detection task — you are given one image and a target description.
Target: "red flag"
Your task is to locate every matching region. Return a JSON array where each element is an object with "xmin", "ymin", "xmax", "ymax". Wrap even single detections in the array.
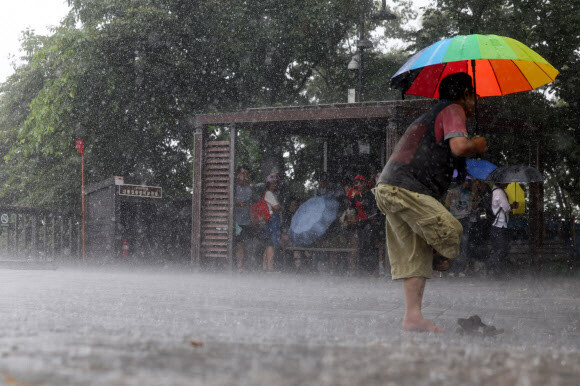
[{"xmin": 75, "ymin": 139, "xmax": 84, "ymax": 155}]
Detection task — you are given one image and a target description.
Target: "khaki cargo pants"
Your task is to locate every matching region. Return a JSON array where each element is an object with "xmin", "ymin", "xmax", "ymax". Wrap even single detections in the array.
[{"xmin": 374, "ymin": 183, "xmax": 462, "ymax": 279}]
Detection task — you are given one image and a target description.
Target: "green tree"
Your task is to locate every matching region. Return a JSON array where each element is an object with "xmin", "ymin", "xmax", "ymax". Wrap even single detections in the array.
[{"xmin": 0, "ymin": 0, "xmax": 368, "ymax": 207}]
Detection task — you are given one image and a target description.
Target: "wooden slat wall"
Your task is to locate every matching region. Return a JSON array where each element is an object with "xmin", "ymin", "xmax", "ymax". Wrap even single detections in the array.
[{"xmin": 200, "ymin": 141, "xmax": 231, "ymax": 264}]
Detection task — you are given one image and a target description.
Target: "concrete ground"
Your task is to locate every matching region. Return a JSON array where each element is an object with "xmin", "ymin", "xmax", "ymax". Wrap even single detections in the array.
[{"xmin": 0, "ymin": 265, "xmax": 579, "ymax": 385}]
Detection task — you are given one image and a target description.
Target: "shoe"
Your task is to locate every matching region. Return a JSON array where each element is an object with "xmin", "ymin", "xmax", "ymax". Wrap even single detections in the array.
[{"xmin": 457, "ymin": 315, "xmax": 504, "ymax": 337}]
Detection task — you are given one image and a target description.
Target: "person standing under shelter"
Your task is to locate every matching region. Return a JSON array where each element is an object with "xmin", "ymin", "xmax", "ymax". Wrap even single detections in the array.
[
  {"xmin": 374, "ymin": 73, "xmax": 487, "ymax": 332},
  {"xmin": 468, "ymin": 179, "xmax": 493, "ymax": 268},
  {"xmin": 488, "ymin": 182, "xmax": 518, "ymax": 275},
  {"xmin": 445, "ymin": 178, "xmax": 473, "ymax": 276},
  {"xmin": 261, "ymin": 173, "xmax": 281, "ymax": 272},
  {"xmin": 349, "ymin": 175, "xmax": 381, "ymax": 275},
  {"xmin": 234, "ymin": 166, "xmax": 253, "ymax": 272}
]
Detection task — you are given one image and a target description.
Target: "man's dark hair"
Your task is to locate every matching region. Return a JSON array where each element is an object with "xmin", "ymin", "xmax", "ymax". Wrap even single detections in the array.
[{"xmin": 439, "ymin": 73, "xmax": 474, "ymax": 101}]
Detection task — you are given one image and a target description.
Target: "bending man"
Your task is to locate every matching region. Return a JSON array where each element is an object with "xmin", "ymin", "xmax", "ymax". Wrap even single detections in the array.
[{"xmin": 375, "ymin": 73, "xmax": 487, "ymax": 332}]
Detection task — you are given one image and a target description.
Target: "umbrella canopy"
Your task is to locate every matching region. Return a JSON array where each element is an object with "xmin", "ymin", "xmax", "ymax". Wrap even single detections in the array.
[
  {"xmin": 391, "ymin": 34, "xmax": 559, "ymax": 98},
  {"xmin": 463, "ymin": 159, "xmax": 525, "ymax": 213},
  {"xmin": 289, "ymin": 195, "xmax": 339, "ymax": 247},
  {"xmin": 486, "ymin": 165, "xmax": 544, "ymax": 183},
  {"xmin": 466, "ymin": 158, "xmax": 497, "ymax": 180}
]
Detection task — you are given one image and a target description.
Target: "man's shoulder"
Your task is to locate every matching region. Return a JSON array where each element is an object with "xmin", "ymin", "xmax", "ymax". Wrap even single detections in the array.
[
  {"xmin": 439, "ymin": 103, "xmax": 464, "ymax": 115},
  {"xmin": 436, "ymin": 103, "xmax": 466, "ymax": 122}
]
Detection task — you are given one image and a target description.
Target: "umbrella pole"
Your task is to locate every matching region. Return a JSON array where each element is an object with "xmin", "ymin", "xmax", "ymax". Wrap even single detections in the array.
[{"xmin": 471, "ymin": 59, "xmax": 479, "ymax": 135}]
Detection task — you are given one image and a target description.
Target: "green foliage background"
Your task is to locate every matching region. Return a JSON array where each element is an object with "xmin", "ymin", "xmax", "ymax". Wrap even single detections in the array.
[{"xmin": 0, "ymin": 0, "xmax": 578, "ymax": 218}]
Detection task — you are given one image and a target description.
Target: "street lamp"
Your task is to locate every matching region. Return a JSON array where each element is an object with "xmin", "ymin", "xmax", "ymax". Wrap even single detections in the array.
[
  {"xmin": 349, "ymin": 0, "xmax": 396, "ymax": 103},
  {"xmin": 348, "ymin": 53, "xmax": 360, "ymax": 103},
  {"xmin": 348, "ymin": 53, "xmax": 360, "ymax": 73}
]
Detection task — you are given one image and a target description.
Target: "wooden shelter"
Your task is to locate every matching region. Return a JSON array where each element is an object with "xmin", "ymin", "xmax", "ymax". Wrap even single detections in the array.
[{"xmin": 193, "ymin": 99, "xmax": 545, "ymax": 267}]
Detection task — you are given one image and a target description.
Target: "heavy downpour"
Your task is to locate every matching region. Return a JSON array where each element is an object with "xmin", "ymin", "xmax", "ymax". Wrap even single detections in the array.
[{"xmin": 0, "ymin": 1, "xmax": 579, "ymax": 385}]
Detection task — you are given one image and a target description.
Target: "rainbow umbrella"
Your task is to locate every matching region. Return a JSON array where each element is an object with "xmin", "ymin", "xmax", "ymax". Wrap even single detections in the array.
[{"xmin": 391, "ymin": 34, "xmax": 559, "ymax": 98}]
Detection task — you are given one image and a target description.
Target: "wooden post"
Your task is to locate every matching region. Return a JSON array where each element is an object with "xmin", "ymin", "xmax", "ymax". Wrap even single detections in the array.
[
  {"xmin": 60, "ymin": 216, "xmax": 65, "ymax": 257},
  {"xmin": 571, "ymin": 213, "xmax": 577, "ymax": 258},
  {"xmin": 43, "ymin": 215, "xmax": 47, "ymax": 258},
  {"xmin": 529, "ymin": 128, "xmax": 544, "ymax": 266},
  {"xmin": 78, "ymin": 217, "xmax": 82, "ymax": 260},
  {"xmin": 81, "ymin": 152, "xmax": 86, "ymax": 262},
  {"xmin": 191, "ymin": 127, "xmax": 204, "ymax": 265},
  {"xmin": 69, "ymin": 217, "xmax": 73, "ymax": 258},
  {"xmin": 6, "ymin": 214, "xmax": 11, "ymax": 253},
  {"xmin": 323, "ymin": 140, "xmax": 328, "ymax": 172},
  {"xmin": 15, "ymin": 214, "xmax": 19, "ymax": 256},
  {"xmin": 385, "ymin": 109, "xmax": 399, "ymax": 160},
  {"xmin": 226, "ymin": 125, "xmax": 236, "ymax": 270},
  {"xmin": 51, "ymin": 215, "xmax": 56, "ymax": 258},
  {"xmin": 31, "ymin": 215, "xmax": 37, "ymax": 258}
]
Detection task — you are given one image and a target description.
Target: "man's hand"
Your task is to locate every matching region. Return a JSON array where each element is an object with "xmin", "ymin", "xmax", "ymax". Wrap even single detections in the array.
[
  {"xmin": 449, "ymin": 136, "xmax": 487, "ymax": 157},
  {"xmin": 471, "ymin": 137, "xmax": 487, "ymax": 154}
]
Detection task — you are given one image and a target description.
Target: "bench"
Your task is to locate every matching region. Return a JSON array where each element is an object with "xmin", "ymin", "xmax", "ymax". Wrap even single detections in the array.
[{"xmin": 282, "ymin": 246, "xmax": 357, "ymax": 253}]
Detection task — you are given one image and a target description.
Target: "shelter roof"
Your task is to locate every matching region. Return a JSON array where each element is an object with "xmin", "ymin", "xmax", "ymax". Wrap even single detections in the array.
[{"xmin": 195, "ymin": 99, "xmax": 538, "ymax": 135}]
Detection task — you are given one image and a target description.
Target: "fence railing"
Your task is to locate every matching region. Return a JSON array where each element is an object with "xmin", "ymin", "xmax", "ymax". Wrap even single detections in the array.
[{"xmin": 0, "ymin": 206, "xmax": 80, "ymax": 260}]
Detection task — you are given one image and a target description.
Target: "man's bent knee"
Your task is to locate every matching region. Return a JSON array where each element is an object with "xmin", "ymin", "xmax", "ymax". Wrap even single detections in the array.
[
  {"xmin": 435, "ymin": 218, "xmax": 462, "ymax": 259},
  {"xmin": 417, "ymin": 213, "xmax": 462, "ymax": 259}
]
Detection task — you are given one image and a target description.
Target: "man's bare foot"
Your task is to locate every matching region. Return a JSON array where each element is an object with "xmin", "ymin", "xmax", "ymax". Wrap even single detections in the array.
[{"xmin": 403, "ymin": 316, "xmax": 445, "ymax": 333}]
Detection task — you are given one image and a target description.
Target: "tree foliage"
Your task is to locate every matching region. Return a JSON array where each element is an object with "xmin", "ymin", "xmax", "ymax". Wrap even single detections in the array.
[
  {"xmin": 0, "ymin": 0, "xmax": 365, "ymax": 207},
  {"xmin": 0, "ymin": 0, "xmax": 578, "ymax": 217}
]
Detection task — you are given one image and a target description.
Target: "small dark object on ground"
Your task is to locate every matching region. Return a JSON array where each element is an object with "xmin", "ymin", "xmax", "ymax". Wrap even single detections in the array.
[
  {"xmin": 457, "ymin": 315, "xmax": 504, "ymax": 337},
  {"xmin": 432, "ymin": 253, "xmax": 451, "ymax": 271}
]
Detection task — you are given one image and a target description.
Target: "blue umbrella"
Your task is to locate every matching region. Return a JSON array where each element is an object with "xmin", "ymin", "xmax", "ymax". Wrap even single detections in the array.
[
  {"xmin": 465, "ymin": 159, "xmax": 497, "ymax": 180},
  {"xmin": 289, "ymin": 194, "xmax": 339, "ymax": 247}
]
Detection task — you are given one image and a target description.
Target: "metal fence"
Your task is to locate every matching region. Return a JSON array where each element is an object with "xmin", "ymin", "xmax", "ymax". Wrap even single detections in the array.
[{"xmin": 0, "ymin": 206, "xmax": 80, "ymax": 260}]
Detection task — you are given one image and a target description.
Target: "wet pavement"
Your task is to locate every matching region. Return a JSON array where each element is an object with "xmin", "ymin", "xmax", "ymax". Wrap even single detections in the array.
[{"xmin": 0, "ymin": 265, "xmax": 579, "ymax": 385}]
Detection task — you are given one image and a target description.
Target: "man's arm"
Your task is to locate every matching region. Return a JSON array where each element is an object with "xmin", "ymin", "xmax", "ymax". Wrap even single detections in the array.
[{"xmin": 449, "ymin": 136, "xmax": 487, "ymax": 157}]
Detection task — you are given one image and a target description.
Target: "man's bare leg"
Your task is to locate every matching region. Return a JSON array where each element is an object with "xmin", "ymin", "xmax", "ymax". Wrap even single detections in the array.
[{"xmin": 402, "ymin": 277, "xmax": 445, "ymax": 333}]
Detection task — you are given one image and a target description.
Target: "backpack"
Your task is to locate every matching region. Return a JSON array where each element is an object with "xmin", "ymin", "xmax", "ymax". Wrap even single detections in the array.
[
  {"xmin": 250, "ymin": 193, "xmax": 271, "ymax": 224},
  {"xmin": 482, "ymin": 191, "xmax": 495, "ymax": 224}
]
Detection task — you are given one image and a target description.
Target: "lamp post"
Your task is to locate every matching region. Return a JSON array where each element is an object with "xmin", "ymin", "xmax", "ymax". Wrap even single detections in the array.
[{"xmin": 348, "ymin": 0, "xmax": 396, "ymax": 103}]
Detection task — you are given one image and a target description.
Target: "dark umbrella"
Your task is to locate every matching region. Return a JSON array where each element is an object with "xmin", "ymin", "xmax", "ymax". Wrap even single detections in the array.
[{"xmin": 486, "ymin": 165, "xmax": 544, "ymax": 183}]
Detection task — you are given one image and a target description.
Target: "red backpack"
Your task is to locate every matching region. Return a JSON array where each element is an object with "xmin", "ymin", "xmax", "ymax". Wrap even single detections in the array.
[{"xmin": 250, "ymin": 193, "xmax": 271, "ymax": 224}]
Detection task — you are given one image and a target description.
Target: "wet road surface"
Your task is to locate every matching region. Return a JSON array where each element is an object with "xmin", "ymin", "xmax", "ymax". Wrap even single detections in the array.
[{"xmin": 0, "ymin": 266, "xmax": 579, "ymax": 385}]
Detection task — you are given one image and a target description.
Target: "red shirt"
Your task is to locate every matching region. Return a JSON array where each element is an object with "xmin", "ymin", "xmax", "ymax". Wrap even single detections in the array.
[
  {"xmin": 434, "ymin": 104, "xmax": 468, "ymax": 142},
  {"xmin": 347, "ymin": 188, "xmax": 368, "ymax": 221}
]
